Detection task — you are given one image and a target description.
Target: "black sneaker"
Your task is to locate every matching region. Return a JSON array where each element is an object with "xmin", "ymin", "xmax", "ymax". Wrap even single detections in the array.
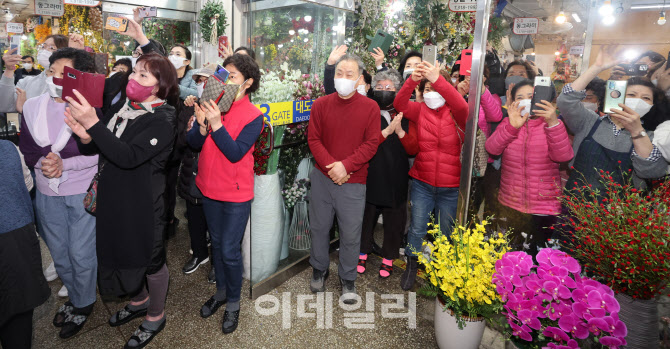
[
  {"xmin": 208, "ymin": 266, "xmax": 216, "ymax": 284},
  {"xmin": 200, "ymin": 296, "xmax": 226, "ymax": 318},
  {"xmin": 222, "ymin": 310, "xmax": 240, "ymax": 334},
  {"xmin": 340, "ymin": 278, "xmax": 358, "ymax": 305},
  {"xmin": 309, "ymin": 268, "xmax": 329, "ymax": 293},
  {"xmin": 182, "ymin": 255, "xmax": 210, "ymax": 274}
]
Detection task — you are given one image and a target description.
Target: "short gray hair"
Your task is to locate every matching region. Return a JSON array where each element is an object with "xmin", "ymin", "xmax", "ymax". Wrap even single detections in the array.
[
  {"xmin": 336, "ymin": 54, "xmax": 365, "ymax": 75},
  {"xmin": 372, "ymin": 69, "xmax": 402, "ymax": 91}
]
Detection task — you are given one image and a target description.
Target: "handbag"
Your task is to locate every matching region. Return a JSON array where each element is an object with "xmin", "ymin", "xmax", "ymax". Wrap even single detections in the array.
[
  {"xmin": 453, "ymin": 115, "xmax": 488, "ymax": 178},
  {"xmin": 199, "ymin": 77, "xmax": 239, "ymax": 113},
  {"xmin": 83, "ymin": 162, "xmax": 104, "ymax": 214}
]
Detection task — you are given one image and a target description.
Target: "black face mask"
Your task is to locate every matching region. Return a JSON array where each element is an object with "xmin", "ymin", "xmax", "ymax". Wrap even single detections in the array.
[{"xmin": 372, "ymin": 90, "xmax": 396, "ymax": 110}]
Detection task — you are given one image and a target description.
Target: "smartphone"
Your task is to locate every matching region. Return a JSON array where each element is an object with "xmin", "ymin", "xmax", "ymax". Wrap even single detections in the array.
[
  {"xmin": 459, "ymin": 49, "xmax": 473, "ymax": 76},
  {"xmin": 530, "ymin": 76, "xmax": 553, "ymax": 119},
  {"xmin": 9, "ymin": 35, "xmax": 21, "ymax": 55},
  {"xmin": 618, "ymin": 63, "xmax": 648, "ymax": 77},
  {"xmin": 525, "ymin": 54, "xmax": 536, "ymax": 63},
  {"xmin": 218, "ymin": 36, "xmax": 229, "ymax": 59},
  {"xmin": 213, "ymin": 65, "xmax": 230, "ymax": 84},
  {"xmin": 604, "ymin": 80, "xmax": 627, "ymax": 114},
  {"xmin": 105, "ymin": 17, "xmax": 129, "ymax": 32},
  {"xmin": 61, "ymin": 66, "xmax": 106, "ymax": 108},
  {"xmin": 138, "ymin": 6, "xmax": 157, "ymax": 18},
  {"xmin": 422, "ymin": 45, "xmax": 437, "ymax": 66},
  {"xmin": 368, "ymin": 30, "xmax": 394, "ymax": 54}
]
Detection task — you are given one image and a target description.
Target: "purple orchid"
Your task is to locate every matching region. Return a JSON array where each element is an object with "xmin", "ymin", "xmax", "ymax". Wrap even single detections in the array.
[
  {"xmin": 599, "ymin": 336, "xmax": 623, "ymax": 348},
  {"xmin": 548, "ymin": 251, "xmax": 581, "ymax": 274},
  {"xmin": 547, "ymin": 302, "xmax": 572, "ymax": 321},
  {"xmin": 543, "ymin": 326, "xmax": 570, "ymax": 342},
  {"xmin": 586, "ymin": 317, "xmax": 608, "ymax": 335},
  {"xmin": 571, "ymin": 301, "xmax": 606, "ymax": 320},
  {"xmin": 517, "ymin": 309, "xmax": 542, "ymax": 330},
  {"xmin": 587, "ymin": 290, "xmax": 620, "ymax": 313},
  {"xmin": 558, "ymin": 314, "xmax": 589, "ymax": 339},
  {"xmin": 543, "ymin": 280, "xmax": 572, "ymax": 300},
  {"xmin": 510, "ymin": 321, "xmax": 533, "ymax": 341},
  {"xmin": 544, "ymin": 339, "xmax": 578, "ymax": 349},
  {"xmin": 603, "ymin": 315, "xmax": 627, "ymax": 338}
]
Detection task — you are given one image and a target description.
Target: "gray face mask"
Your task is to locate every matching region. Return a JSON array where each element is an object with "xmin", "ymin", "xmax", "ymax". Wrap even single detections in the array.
[{"xmin": 505, "ymin": 76, "xmax": 527, "ymax": 89}]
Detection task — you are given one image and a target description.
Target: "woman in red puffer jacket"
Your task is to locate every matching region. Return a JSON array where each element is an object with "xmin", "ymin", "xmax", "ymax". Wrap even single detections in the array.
[
  {"xmin": 393, "ymin": 61, "xmax": 469, "ymax": 291},
  {"xmin": 485, "ymin": 80, "xmax": 574, "ymax": 255}
]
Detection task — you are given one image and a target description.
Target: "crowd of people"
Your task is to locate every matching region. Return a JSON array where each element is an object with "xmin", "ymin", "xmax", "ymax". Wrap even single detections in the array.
[{"xmin": 1, "ymin": 6, "xmax": 670, "ymax": 348}]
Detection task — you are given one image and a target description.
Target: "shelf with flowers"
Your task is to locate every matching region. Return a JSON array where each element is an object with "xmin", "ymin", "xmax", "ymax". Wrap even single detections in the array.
[
  {"xmin": 417, "ymin": 218, "xmax": 508, "ymax": 349},
  {"xmin": 559, "ymin": 171, "xmax": 670, "ymax": 348},
  {"xmin": 493, "ymin": 248, "xmax": 627, "ymax": 349}
]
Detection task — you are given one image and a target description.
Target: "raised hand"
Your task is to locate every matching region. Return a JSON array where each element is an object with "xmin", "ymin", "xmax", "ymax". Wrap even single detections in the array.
[
  {"xmin": 218, "ymin": 41, "xmax": 233, "ymax": 60},
  {"xmin": 132, "ymin": 7, "xmax": 144, "ymax": 24},
  {"xmin": 327, "ymin": 45, "xmax": 348, "ymax": 65},
  {"xmin": 3, "ymin": 48, "xmax": 21, "ymax": 72},
  {"xmin": 593, "ymin": 45, "xmax": 623, "ymax": 71},
  {"xmin": 371, "ymin": 47, "xmax": 385, "ymax": 68},
  {"xmin": 421, "ymin": 61, "xmax": 441, "ymax": 83},
  {"xmin": 411, "ymin": 68, "xmax": 423, "ymax": 82},
  {"xmin": 533, "ymin": 100, "xmax": 559, "ymax": 127},
  {"xmin": 508, "ymin": 100, "xmax": 529, "ymax": 129},
  {"xmin": 457, "ymin": 79, "xmax": 470, "ymax": 97},
  {"xmin": 68, "ymin": 33, "xmax": 85, "ymax": 49},
  {"xmin": 121, "ymin": 18, "xmax": 149, "ymax": 46}
]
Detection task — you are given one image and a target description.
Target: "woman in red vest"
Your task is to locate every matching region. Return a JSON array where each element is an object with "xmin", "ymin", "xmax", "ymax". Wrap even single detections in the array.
[{"xmin": 186, "ymin": 54, "xmax": 263, "ymax": 334}]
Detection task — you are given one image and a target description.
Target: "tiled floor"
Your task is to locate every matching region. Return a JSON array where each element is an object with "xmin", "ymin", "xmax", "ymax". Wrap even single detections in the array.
[{"xmin": 30, "ymin": 198, "xmax": 507, "ymax": 349}]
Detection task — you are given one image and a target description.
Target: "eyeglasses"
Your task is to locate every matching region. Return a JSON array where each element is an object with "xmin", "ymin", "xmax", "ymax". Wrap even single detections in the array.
[
  {"xmin": 132, "ymin": 50, "xmax": 142, "ymax": 58},
  {"xmin": 37, "ymin": 44, "xmax": 58, "ymax": 52},
  {"xmin": 375, "ymin": 84, "xmax": 395, "ymax": 91}
]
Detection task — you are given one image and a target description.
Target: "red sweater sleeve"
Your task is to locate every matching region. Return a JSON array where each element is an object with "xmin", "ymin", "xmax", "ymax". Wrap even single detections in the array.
[
  {"xmin": 393, "ymin": 79, "xmax": 422, "ymax": 122},
  {"xmin": 308, "ymin": 98, "xmax": 337, "ymax": 168},
  {"xmin": 400, "ymin": 120, "xmax": 419, "ymax": 156},
  {"xmin": 432, "ymin": 75, "xmax": 469, "ymax": 129},
  {"xmin": 341, "ymin": 107, "xmax": 381, "ymax": 174}
]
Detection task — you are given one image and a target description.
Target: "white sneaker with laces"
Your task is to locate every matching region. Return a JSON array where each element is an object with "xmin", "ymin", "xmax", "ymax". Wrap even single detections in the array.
[
  {"xmin": 44, "ymin": 262, "xmax": 58, "ymax": 282},
  {"xmin": 58, "ymin": 285, "xmax": 68, "ymax": 297}
]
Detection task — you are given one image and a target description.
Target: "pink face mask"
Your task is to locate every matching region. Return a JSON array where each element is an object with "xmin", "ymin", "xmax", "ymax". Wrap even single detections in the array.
[{"xmin": 126, "ymin": 78, "xmax": 155, "ymax": 102}]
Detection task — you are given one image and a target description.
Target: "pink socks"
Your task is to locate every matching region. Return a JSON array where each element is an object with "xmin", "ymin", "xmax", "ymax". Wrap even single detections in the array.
[
  {"xmin": 379, "ymin": 258, "xmax": 393, "ymax": 278},
  {"xmin": 357, "ymin": 254, "xmax": 368, "ymax": 273}
]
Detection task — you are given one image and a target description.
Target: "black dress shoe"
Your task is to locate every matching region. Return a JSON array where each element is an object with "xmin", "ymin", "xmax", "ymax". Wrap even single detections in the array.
[
  {"xmin": 200, "ymin": 297, "xmax": 226, "ymax": 318},
  {"xmin": 123, "ymin": 319, "xmax": 166, "ymax": 349},
  {"xmin": 222, "ymin": 310, "xmax": 240, "ymax": 334},
  {"xmin": 182, "ymin": 255, "xmax": 210, "ymax": 274},
  {"xmin": 208, "ymin": 267, "xmax": 216, "ymax": 284}
]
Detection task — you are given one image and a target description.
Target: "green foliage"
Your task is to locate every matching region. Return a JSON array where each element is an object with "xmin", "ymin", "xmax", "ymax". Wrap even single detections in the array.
[{"xmin": 198, "ymin": 0, "xmax": 228, "ymax": 44}]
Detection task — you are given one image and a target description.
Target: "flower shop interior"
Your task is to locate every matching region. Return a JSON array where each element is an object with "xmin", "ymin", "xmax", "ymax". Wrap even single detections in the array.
[{"xmin": 2, "ymin": 0, "xmax": 670, "ymax": 348}]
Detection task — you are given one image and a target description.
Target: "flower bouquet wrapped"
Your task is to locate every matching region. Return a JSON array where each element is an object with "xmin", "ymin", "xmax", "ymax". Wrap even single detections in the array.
[
  {"xmin": 282, "ymin": 178, "xmax": 310, "ymax": 210},
  {"xmin": 492, "ymin": 249, "xmax": 627, "ymax": 348}
]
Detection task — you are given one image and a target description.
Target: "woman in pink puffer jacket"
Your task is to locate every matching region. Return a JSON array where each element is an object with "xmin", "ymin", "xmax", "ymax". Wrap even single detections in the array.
[{"xmin": 485, "ymin": 80, "xmax": 574, "ymax": 255}]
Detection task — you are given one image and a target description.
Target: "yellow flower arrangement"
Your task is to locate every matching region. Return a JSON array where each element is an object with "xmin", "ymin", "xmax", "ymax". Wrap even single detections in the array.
[{"xmin": 417, "ymin": 218, "xmax": 508, "ymax": 329}]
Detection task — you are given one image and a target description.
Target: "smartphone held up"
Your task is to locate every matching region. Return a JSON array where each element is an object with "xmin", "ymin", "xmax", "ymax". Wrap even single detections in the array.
[{"xmin": 530, "ymin": 77, "xmax": 552, "ymax": 119}]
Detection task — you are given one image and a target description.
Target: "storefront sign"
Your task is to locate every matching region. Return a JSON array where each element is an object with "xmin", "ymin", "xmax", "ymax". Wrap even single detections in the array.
[
  {"xmin": 6, "ymin": 23, "xmax": 24, "ymax": 34},
  {"xmin": 569, "ymin": 45, "xmax": 585, "ymax": 55},
  {"xmin": 256, "ymin": 100, "xmax": 315, "ymax": 126},
  {"xmin": 513, "ymin": 17, "xmax": 539, "ymax": 35},
  {"xmin": 449, "ymin": 0, "xmax": 477, "ymax": 12},
  {"xmin": 64, "ymin": 0, "xmax": 100, "ymax": 6},
  {"xmin": 35, "ymin": 0, "xmax": 65, "ymax": 17}
]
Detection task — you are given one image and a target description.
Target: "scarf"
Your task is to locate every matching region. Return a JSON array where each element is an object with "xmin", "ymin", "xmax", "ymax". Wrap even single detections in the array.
[
  {"xmin": 24, "ymin": 93, "xmax": 73, "ymax": 194},
  {"xmin": 106, "ymin": 98, "xmax": 166, "ymax": 138}
]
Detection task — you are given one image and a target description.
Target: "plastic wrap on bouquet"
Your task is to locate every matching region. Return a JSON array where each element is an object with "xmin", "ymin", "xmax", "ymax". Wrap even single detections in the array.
[
  {"xmin": 295, "ymin": 157, "xmax": 313, "ymax": 181},
  {"xmin": 250, "ymin": 173, "xmax": 285, "ymax": 283},
  {"xmin": 289, "ymin": 200, "xmax": 310, "ymax": 250}
]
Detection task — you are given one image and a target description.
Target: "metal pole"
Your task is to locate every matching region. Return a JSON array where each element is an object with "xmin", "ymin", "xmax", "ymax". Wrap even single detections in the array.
[
  {"xmin": 581, "ymin": 0, "xmax": 597, "ymax": 75},
  {"xmin": 456, "ymin": 0, "xmax": 493, "ymax": 225}
]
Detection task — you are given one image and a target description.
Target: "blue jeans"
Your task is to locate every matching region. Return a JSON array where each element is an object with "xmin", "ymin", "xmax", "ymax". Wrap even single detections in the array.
[
  {"xmin": 202, "ymin": 198, "xmax": 251, "ymax": 303},
  {"xmin": 35, "ymin": 191, "xmax": 97, "ymax": 308},
  {"xmin": 406, "ymin": 179, "xmax": 459, "ymax": 256}
]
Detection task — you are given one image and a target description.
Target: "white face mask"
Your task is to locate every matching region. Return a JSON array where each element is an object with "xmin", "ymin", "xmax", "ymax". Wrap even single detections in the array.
[
  {"xmin": 423, "ymin": 91, "xmax": 446, "ymax": 109},
  {"xmin": 196, "ymin": 82, "xmax": 205, "ymax": 98},
  {"xmin": 37, "ymin": 49, "xmax": 52, "ymax": 70},
  {"xmin": 624, "ymin": 98, "xmax": 653, "ymax": 118},
  {"xmin": 23, "ymin": 63, "xmax": 33, "ymax": 70},
  {"xmin": 45, "ymin": 76, "xmax": 62, "ymax": 98},
  {"xmin": 334, "ymin": 76, "xmax": 360, "ymax": 97},
  {"xmin": 518, "ymin": 99, "xmax": 532, "ymax": 117},
  {"xmin": 451, "ymin": 78, "xmax": 458, "ymax": 84},
  {"xmin": 169, "ymin": 55, "xmax": 186, "ymax": 69},
  {"xmin": 356, "ymin": 84, "xmax": 367, "ymax": 96},
  {"xmin": 581, "ymin": 101, "xmax": 599, "ymax": 113},
  {"xmin": 652, "ymin": 79, "xmax": 659, "ymax": 86},
  {"xmin": 403, "ymin": 69, "xmax": 415, "ymax": 80},
  {"xmin": 131, "ymin": 57, "xmax": 138, "ymax": 67}
]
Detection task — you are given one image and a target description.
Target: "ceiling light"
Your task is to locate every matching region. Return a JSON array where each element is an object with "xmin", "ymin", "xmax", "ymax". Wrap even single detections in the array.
[
  {"xmin": 555, "ymin": 51, "xmax": 560, "ymax": 56},
  {"xmin": 572, "ymin": 13, "xmax": 581, "ymax": 22},
  {"xmin": 659, "ymin": 11, "xmax": 667, "ymax": 24},
  {"xmin": 624, "ymin": 49, "xmax": 638, "ymax": 60},
  {"xmin": 555, "ymin": 10, "xmax": 567, "ymax": 24},
  {"xmin": 602, "ymin": 15, "xmax": 616, "ymax": 25},
  {"xmin": 631, "ymin": 4, "xmax": 670, "ymax": 10},
  {"xmin": 599, "ymin": 0, "xmax": 614, "ymax": 16},
  {"xmin": 304, "ymin": 15, "xmax": 312, "ymax": 22}
]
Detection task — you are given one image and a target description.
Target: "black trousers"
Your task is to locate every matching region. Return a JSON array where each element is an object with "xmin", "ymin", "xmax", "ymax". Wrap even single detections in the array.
[
  {"xmin": 186, "ymin": 201, "xmax": 209, "ymax": 259},
  {"xmin": 498, "ymin": 204, "xmax": 558, "ymax": 257},
  {"xmin": 360, "ymin": 201, "xmax": 407, "ymax": 259},
  {"xmin": 483, "ymin": 163, "xmax": 502, "ymax": 222},
  {"xmin": 164, "ymin": 162, "xmax": 180, "ymax": 223},
  {"xmin": 0, "ymin": 309, "xmax": 33, "ymax": 349}
]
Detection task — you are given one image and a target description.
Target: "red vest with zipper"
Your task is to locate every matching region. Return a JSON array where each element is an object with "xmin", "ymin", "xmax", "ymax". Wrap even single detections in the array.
[{"xmin": 196, "ymin": 95, "xmax": 262, "ymax": 203}]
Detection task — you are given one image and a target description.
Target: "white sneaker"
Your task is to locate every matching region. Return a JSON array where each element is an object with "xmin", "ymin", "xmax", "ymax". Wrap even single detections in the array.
[
  {"xmin": 44, "ymin": 262, "xmax": 58, "ymax": 282},
  {"xmin": 58, "ymin": 285, "xmax": 68, "ymax": 297}
]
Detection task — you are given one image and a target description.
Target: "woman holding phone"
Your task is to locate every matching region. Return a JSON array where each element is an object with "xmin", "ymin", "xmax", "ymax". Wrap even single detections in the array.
[
  {"xmin": 64, "ymin": 52, "xmax": 178, "ymax": 349},
  {"xmin": 485, "ymin": 80, "xmax": 573, "ymax": 255}
]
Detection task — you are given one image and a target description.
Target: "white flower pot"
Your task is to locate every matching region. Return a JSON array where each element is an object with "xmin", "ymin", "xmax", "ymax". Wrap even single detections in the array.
[{"xmin": 434, "ymin": 298, "xmax": 486, "ymax": 349}]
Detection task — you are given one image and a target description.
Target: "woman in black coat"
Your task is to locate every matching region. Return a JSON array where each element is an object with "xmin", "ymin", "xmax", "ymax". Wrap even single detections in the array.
[{"xmin": 65, "ymin": 52, "xmax": 178, "ymax": 349}]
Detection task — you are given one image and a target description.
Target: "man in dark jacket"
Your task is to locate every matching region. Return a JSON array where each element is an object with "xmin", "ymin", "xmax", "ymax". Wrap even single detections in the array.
[{"xmin": 14, "ymin": 55, "xmax": 42, "ymax": 84}]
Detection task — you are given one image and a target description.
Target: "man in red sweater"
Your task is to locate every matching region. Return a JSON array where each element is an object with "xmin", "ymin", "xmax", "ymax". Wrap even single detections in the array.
[{"xmin": 308, "ymin": 54, "xmax": 380, "ymax": 304}]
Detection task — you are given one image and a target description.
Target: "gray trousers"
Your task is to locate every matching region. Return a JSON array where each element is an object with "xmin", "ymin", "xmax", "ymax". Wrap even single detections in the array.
[{"xmin": 309, "ymin": 168, "xmax": 366, "ymax": 281}]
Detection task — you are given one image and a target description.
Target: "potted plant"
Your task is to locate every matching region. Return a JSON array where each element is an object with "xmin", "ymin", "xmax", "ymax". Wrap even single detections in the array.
[
  {"xmin": 417, "ymin": 219, "xmax": 508, "ymax": 349},
  {"xmin": 493, "ymin": 248, "xmax": 627, "ymax": 348},
  {"xmin": 560, "ymin": 171, "xmax": 670, "ymax": 348}
]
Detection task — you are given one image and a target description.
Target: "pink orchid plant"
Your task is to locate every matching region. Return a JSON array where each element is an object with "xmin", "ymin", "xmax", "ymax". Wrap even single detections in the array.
[{"xmin": 492, "ymin": 249, "xmax": 627, "ymax": 349}]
